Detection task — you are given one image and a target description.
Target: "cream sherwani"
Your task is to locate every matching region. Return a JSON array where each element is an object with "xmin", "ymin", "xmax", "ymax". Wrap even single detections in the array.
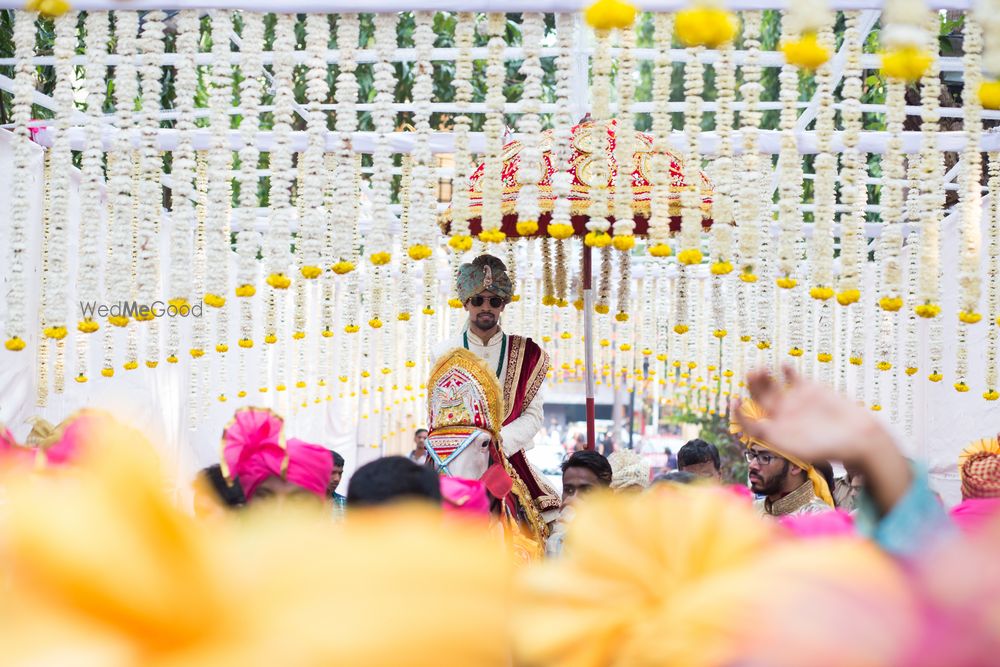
[{"xmin": 432, "ymin": 323, "xmax": 545, "ymax": 458}]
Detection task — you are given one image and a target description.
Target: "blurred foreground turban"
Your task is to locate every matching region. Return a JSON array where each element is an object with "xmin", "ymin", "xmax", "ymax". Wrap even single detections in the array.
[
  {"xmin": 514, "ymin": 486, "xmax": 918, "ymax": 667},
  {"xmin": 0, "ymin": 423, "xmax": 34, "ymax": 470},
  {"xmin": 904, "ymin": 513, "xmax": 1000, "ymax": 667},
  {"xmin": 456, "ymin": 254, "xmax": 513, "ymax": 304},
  {"xmin": 221, "ymin": 407, "xmax": 333, "ymax": 500},
  {"xmin": 1, "ymin": 411, "xmax": 107, "ymax": 473},
  {"xmin": 958, "ymin": 436, "xmax": 1000, "ymax": 500},
  {"xmin": 0, "ymin": 414, "xmax": 513, "ymax": 667},
  {"xmin": 730, "ymin": 399, "xmax": 834, "ymax": 507}
]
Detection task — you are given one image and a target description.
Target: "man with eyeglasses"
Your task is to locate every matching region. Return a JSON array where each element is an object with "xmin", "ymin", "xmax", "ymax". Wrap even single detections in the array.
[
  {"xmin": 431, "ymin": 253, "xmax": 560, "ymax": 523},
  {"xmin": 733, "ymin": 400, "xmax": 836, "ymax": 517}
]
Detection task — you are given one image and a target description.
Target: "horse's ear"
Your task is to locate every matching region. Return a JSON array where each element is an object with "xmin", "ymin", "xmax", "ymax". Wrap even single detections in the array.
[{"xmin": 481, "ymin": 463, "xmax": 513, "ymax": 499}]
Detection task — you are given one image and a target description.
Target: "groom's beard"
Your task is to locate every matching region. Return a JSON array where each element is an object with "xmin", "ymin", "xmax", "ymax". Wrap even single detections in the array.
[{"xmin": 473, "ymin": 312, "xmax": 497, "ymax": 331}]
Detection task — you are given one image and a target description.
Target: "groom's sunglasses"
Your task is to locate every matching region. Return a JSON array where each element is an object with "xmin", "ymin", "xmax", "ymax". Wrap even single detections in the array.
[{"xmin": 469, "ymin": 296, "xmax": 504, "ymax": 308}]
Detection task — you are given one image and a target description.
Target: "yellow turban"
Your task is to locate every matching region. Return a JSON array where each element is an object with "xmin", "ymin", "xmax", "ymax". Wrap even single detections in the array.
[{"xmin": 729, "ymin": 399, "xmax": 835, "ymax": 508}]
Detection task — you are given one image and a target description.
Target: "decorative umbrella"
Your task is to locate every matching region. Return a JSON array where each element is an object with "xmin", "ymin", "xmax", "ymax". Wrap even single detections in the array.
[
  {"xmin": 443, "ymin": 119, "xmax": 718, "ymax": 451},
  {"xmin": 442, "ymin": 119, "xmax": 715, "ymax": 237}
]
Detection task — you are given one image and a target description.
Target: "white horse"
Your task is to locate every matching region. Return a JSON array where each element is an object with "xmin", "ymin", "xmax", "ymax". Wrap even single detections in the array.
[{"xmin": 424, "ymin": 349, "xmax": 547, "ymax": 559}]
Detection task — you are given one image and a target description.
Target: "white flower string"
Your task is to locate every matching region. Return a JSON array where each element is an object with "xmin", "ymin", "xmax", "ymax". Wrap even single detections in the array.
[
  {"xmin": 446, "ymin": 13, "xmax": 475, "ymax": 252},
  {"xmin": 276, "ymin": 281, "xmax": 288, "ymax": 394},
  {"xmin": 422, "ymin": 246, "xmax": 437, "ymax": 318},
  {"xmin": 75, "ymin": 10, "xmax": 109, "ymax": 380},
  {"xmin": 480, "ymin": 13, "xmax": 507, "ymax": 245},
  {"xmin": 879, "ymin": 71, "xmax": 906, "ymax": 321},
  {"xmin": 904, "ymin": 230, "xmax": 921, "ymax": 432},
  {"xmin": 642, "ymin": 272, "xmax": 655, "ymax": 355},
  {"xmin": 710, "ymin": 31, "xmax": 736, "ymax": 343},
  {"xmin": 838, "ymin": 12, "xmax": 864, "ymax": 310},
  {"xmin": 42, "ymin": 11, "xmax": 75, "ymax": 346},
  {"xmin": 137, "ymin": 10, "xmax": 166, "ymax": 369},
  {"xmin": 542, "ymin": 237, "xmax": 555, "ymax": 306},
  {"xmin": 515, "ymin": 13, "xmax": 545, "ymax": 239},
  {"xmin": 736, "ymin": 11, "xmax": 762, "ymax": 354},
  {"xmin": 294, "ymin": 278, "xmax": 308, "ymax": 396},
  {"xmin": 985, "ymin": 152, "xmax": 1000, "ymax": 402},
  {"xmin": 188, "ymin": 153, "xmax": 206, "ymax": 423},
  {"xmin": 191, "ymin": 152, "xmax": 209, "ymax": 361},
  {"xmin": 775, "ymin": 18, "xmax": 803, "ymax": 293},
  {"xmin": 915, "ymin": 16, "xmax": 943, "ymax": 323},
  {"xmin": 597, "ymin": 246, "xmax": 613, "ymax": 316},
  {"xmin": 616, "ymin": 251, "xmax": 631, "ymax": 323},
  {"xmin": 38, "ymin": 157, "xmax": 53, "ymax": 403},
  {"xmin": 677, "ymin": 43, "xmax": 704, "ymax": 268},
  {"xmin": 105, "ymin": 11, "xmax": 132, "ymax": 371},
  {"xmin": 838, "ymin": 293, "xmax": 849, "ymax": 393},
  {"xmin": 330, "ymin": 13, "xmax": 359, "ymax": 275},
  {"xmin": 368, "ymin": 12, "xmax": 398, "ymax": 265},
  {"xmin": 547, "ymin": 13, "xmax": 576, "ymax": 249},
  {"xmin": 407, "ymin": 11, "xmax": 436, "ymax": 262},
  {"xmin": 4, "ymin": 10, "xmax": 35, "ymax": 352},
  {"xmin": 320, "ymin": 150, "xmax": 337, "ymax": 361},
  {"xmin": 169, "ymin": 10, "xmax": 199, "ymax": 366},
  {"xmin": 255, "ymin": 288, "xmax": 272, "ymax": 396},
  {"xmin": 955, "ymin": 16, "xmax": 984, "ymax": 394},
  {"xmin": 647, "ymin": 12, "xmax": 674, "ymax": 258},
  {"xmin": 811, "ymin": 27, "xmax": 837, "ymax": 370},
  {"xmin": 809, "ymin": 25, "xmax": 837, "ymax": 302},
  {"xmin": 555, "ymin": 240, "xmax": 568, "ymax": 306},
  {"xmin": 838, "ymin": 12, "xmax": 866, "ymax": 389},
  {"xmin": 756, "ymin": 176, "xmax": 774, "ymax": 359},
  {"xmin": 506, "ymin": 241, "xmax": 519, "ymax": 303},
  {"xmin": 586, "ymin": 22, "xmax": 612, "ymax": 248},
  {"xmin": 266, "ymin": 13, "xmax": 295, "ymax": 292},
  {"xmin": 206, "ymin": 10, "xmax": 234, "ymax": 321},
  {"xmin": 674, "ymin": 264, "xmax": 690, "ymax": 341},
  {"xmin": 126, "ymin": 152, "xmax": 140, "ymax": 372},
  {"xmin": 236, "ymin": 12, "xmax": 264, "ymax": 356},
  {"xmin": 300, "ymin": 12, "xmax": 328, "ymax": 280},
  {"xmin": 611, "ymin": 25, "xmax": 637, "ymax": 250},
  {"xmin": 398, "ymin": 155, "xmax": 416, "ymax": 320}
]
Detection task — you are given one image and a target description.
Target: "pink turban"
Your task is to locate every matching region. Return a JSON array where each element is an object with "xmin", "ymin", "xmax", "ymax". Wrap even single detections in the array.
[
  {"xmin": 222, "ymin": 408, "xmax": 333, "ymax": 500},
  {"xmin": 950, "ymin": 498, "xmax": 1000, "ymax": 535},
  {"xmin": 440, "ymin": 477, "xmax": 491, "ymax": 518}
]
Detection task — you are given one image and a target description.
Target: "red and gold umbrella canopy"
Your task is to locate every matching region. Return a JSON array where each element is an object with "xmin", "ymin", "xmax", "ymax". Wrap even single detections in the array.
[{"xmin": 442, "ymin": 119, "xmax": 715, "ymax": 238}]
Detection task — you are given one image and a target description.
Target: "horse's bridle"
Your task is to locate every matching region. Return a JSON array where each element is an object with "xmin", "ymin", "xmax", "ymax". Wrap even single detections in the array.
[{"xmin": 426, "ymin": 428, "xmax": 505, "ymax": 485}]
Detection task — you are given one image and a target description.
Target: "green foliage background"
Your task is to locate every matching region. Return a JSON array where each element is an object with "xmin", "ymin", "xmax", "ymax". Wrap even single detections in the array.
[{"xmin": 0, "ymin": 11, "xmax": 970, "ymax": 207}]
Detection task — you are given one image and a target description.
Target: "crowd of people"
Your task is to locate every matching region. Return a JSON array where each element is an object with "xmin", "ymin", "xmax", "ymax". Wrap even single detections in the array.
[{"xmin": 2, "ymin": 364, "xmax": 999, "ymax": 665}]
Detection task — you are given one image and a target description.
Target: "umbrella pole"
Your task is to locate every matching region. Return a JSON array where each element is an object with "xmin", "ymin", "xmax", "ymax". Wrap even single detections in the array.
[{"xmin": 583, "ymin": 243, "xmax": 596, "ymax": 451}]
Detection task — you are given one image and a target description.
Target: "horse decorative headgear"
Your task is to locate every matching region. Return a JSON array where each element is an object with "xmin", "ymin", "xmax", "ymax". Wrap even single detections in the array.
[
  {"xmin": 425, "ymin": 348, "xmax": 505, "ymax": 478},
  {"xmin": 427, "ymin": 349, "xmax": 550, "ymax": 555}
]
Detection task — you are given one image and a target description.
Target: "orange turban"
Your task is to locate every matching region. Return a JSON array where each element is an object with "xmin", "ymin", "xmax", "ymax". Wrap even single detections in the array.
[{"xmin": 729, "ymin": 399, "xmax": 835, "ymax": 508}]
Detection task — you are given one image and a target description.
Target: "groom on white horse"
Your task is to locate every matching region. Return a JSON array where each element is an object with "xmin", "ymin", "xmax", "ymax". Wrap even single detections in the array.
[{"xmin": 431, "ymin": 254, "xmax": 560, "ymax": 525}]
